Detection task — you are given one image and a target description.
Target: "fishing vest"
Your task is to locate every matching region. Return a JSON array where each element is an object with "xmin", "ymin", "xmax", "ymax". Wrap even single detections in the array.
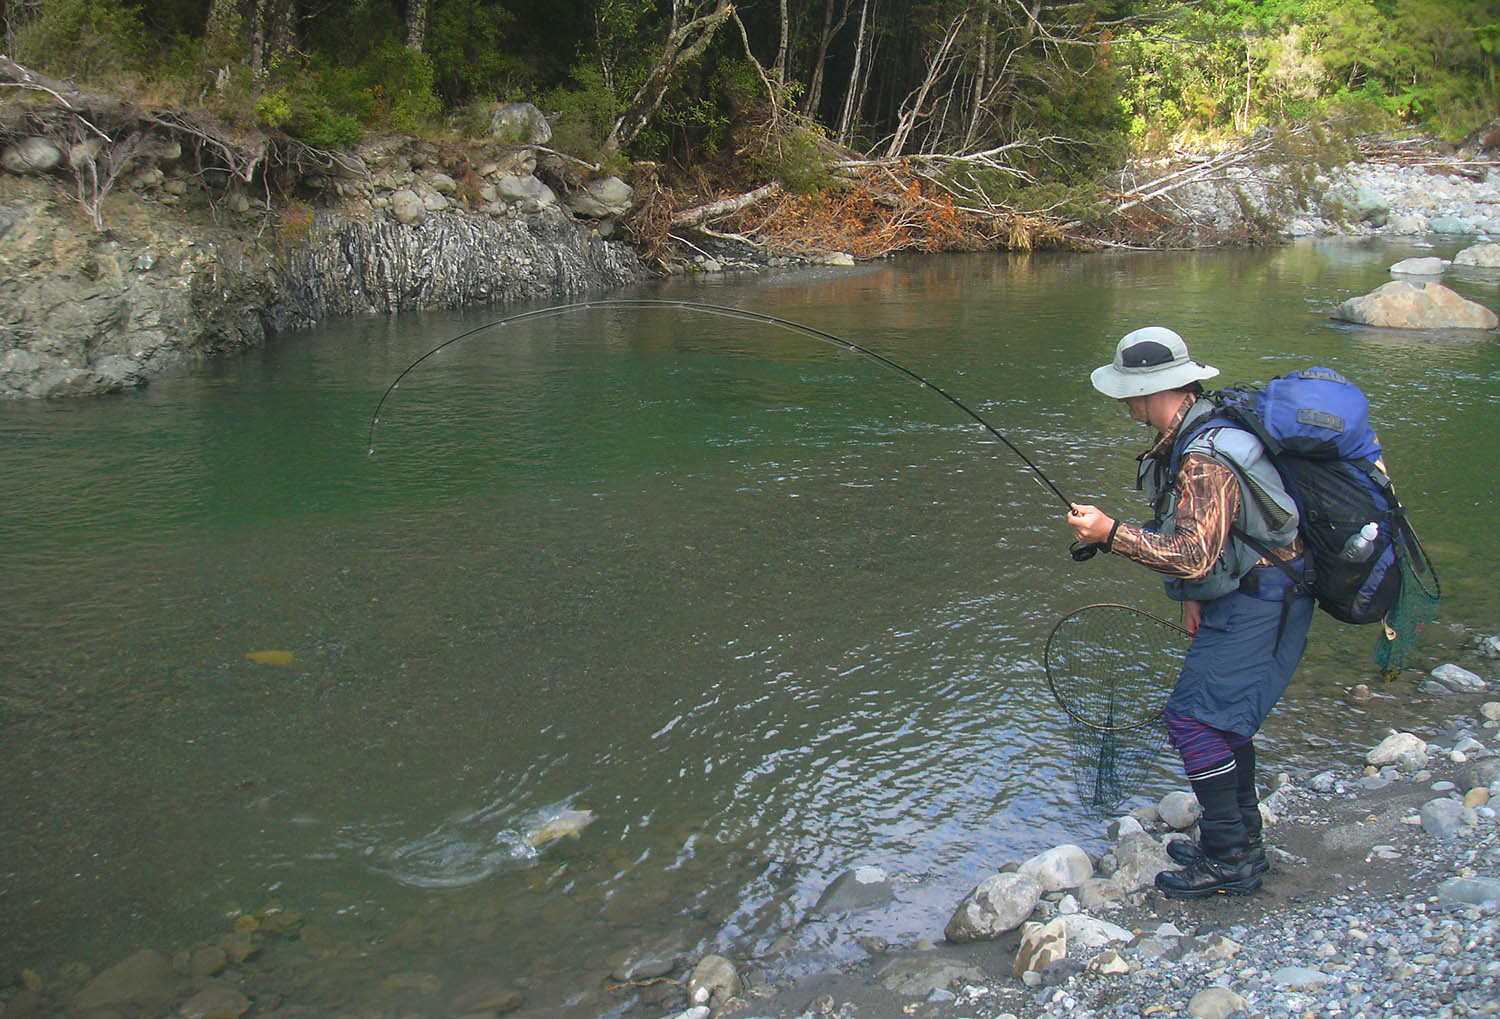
[{"xmin": 1137, "ymin": 398, "xmax": 1301, "ymax": 602}]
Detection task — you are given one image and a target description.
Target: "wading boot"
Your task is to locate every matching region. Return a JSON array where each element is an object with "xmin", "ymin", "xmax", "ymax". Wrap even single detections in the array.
[
  {"xmin": 1155, "ymin": 769, "xmax": 1263, "ymax": 898},
  {"xmin": 1168, "ymin": 740, "xmax": 1270, "ymax": 875},
  {"xmin": 1166, "ymin": 835, "xmax": 1269, "ymax": 876},
  {"xmin": 1155, "ymin": 849, "xmax": 1263, "ymax": 898}
]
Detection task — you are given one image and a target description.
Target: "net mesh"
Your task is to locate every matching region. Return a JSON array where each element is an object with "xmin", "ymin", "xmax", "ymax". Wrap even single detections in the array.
[
  {"xmin": 1373, "ymin": 527, "xmax": 1441, "ymax": 679},
  {"xmin": 1044, "ymin": 604, "xmax": 1190, "ymax": 812}
]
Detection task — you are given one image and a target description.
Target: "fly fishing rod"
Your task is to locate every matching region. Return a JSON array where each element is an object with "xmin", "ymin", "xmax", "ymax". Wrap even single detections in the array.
[{"xmin": 367, "ymin": 298, "xmax": 1103, "ymax": 559}]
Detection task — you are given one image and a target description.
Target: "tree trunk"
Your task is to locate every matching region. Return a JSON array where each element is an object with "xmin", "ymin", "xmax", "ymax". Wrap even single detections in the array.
[
  {"xmin": 602, "ymin": 0, "xmax": 734, "ymax": 157},
  {"xmin": 803, "ymin": 0, "xmax": 849, "ymax": 117},
  {"xmin": 963, "ymin": 3, "xmax": 990, "ymax": 151},
  {"xmin": 774, "ymin": 0, "xmax": 789, "ymax": 82},
  {"xmin": 405, "ymin": 0, "xmax": 430, "ymax": 51},
  {"xmin": 836, "ymin": 0, "xmax": 870, "ymax": 147}
]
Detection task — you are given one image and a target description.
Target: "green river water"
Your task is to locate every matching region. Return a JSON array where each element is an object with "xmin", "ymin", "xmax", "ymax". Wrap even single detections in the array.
[{"xmin": 2, "ymin": 239, "xmax": 1498, "ymax": 1015}]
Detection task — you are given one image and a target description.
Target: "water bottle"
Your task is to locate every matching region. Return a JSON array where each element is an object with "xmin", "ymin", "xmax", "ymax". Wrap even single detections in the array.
[{"xmin": 1339, "ymin": 521, "xmax": 1380, "ymax": 562}]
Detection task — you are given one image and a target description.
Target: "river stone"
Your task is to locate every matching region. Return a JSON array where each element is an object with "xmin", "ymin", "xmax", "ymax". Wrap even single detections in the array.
[
  {"xmin": 189, "ymin": 945, "xmax": 228, "ymax": 977},
  {"xmin": 608, "ymin": 934, "xmax": 687, "ymax": 981},
  {"xmin": 564, "ymin": 176, "xmax": 634, "ymax": 219},
  {"xmin": 1429, "ymin": 216, "xmax": 1475, "ymax": 234},
  {"xmin": 1271, "ymin": 965, "xmax": 1331, "ymax": 989},
  {"xmin": 1159, "ymin": 791, "xmax": 1202, "ymax": 830},
  {"xmin": 449, "ymin": 976, "xmax": 523, "ymax": 1014},
  {"xmin": 496, "ymin": 173, "xmax": 558, "ymax": 212},
  {"xmin": 878, "ymin": 956, "xmax": 985, "ymax": 997},
  {"xmin": 1012, "ymin": 917, "xmax": 1067, "ymax": 979},
  {"xmin": 390, "ymin": 189, "xmax": 426, "ymax": 224},
  {"xmin": 1059, "ymin": 913, "xmax": 1133, "ymax": 949},
  {"xmin": 1428, "ymin": 663, "xmax": 1487, "ymax": 693},
  {"xmin": 945, "ymin": 871, "xmax": 1042, "ymax": 942},
  {"xmin": 1455, "ymin": 242, "xmax": 1500, "ymax": 267},
  {"xmin": 1389, "ymin": 256, "xmax": 1447, "ymax": 275},
  {"xmin": 1333, "ymin": 280, "xmax": 1499, "ymax": 330},
  {"xmin": 1437, "ymin": 875, "xmax": 1500, "ymax": 907},
  {"xmin": 1349, "ymin": 185, "xmax": 1389, "ymax": 225},
  {"xmin": 1367, "ymin": 731, "xmax": 1428, "ymax": 771},
  {"xmin": 1018, "ymin": 844, "xmax": 1093, "ymax": 892},
  {"xmin": 2, "ymin": 136, "xmax": 63, "ymax": 174},
  {"xmin": 687, "ymin": 954, "xmax": 739, "ymax": 1006},
  {"xmin": 814, "ymin": 865, "xmax": 894, "ymax": 913},
  {"xmin": 488, "ymin": 102, "xmax": 552, "ymax": 145},
  {"xmin": 1420, "ymin": 796, "xmax": 1468, "ymax": 838},
  {"xmin": 179, "ymin": 984, "xmax": 251, "ymax": 1019},
  {"xmin": 1108, "ymin": 831, "xmax": 1173, "ymax": 893},
  {"xmin": 1188, "ymin": 987, "xmax": 1248, "ymax": 1019},
  {"xmin": 73, "ymin": 949, "xmax": 176, "ymax": 1010}
]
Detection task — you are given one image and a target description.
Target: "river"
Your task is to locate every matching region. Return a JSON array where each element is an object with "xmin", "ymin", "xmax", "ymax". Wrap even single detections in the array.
[{"xmin": 2, "ymin": 238, "xmax": 1497, "ymax": 1016}]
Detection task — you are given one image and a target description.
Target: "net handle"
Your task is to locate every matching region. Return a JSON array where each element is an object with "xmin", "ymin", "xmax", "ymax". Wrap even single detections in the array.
[{"xmin": 1043, "ymin": 602, "xmax": 1191, "ymax": 732}]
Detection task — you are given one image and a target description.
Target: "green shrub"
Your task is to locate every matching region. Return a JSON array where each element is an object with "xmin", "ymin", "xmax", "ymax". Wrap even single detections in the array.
[
  {"xmin": 539, "ymin": 63, "xmax": 623, "ymax": 159},
  {"xmin": 12, "ymin": 0, "xmax": 144, "ymax": 79}
]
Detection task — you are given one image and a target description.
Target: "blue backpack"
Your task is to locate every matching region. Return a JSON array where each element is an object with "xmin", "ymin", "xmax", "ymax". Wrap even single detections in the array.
[{"xmin": 1197, "ymin": 368, "xmax": 1415, "ymax": 625}]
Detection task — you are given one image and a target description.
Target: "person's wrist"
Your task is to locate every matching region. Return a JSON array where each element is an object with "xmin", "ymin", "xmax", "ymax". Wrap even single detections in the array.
[{"xmin": 1104, "ymin": 518, "xmax": 1122, "ymax": 552}]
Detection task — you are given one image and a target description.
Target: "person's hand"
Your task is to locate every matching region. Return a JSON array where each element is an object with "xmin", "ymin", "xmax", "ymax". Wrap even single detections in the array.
[
  {"xmin": 1067, "ymin": 504, "xmax": 1116, "ymax": 546},
  {"xmin": 1184, "ymin": 600, "xmax": 1203, "ymax": 636}
]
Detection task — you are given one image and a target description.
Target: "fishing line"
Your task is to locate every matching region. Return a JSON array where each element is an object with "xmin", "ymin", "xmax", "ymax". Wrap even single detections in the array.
[{"xmin": 368, "ymin": 298, "xmax": 1088, "ymax": 524}]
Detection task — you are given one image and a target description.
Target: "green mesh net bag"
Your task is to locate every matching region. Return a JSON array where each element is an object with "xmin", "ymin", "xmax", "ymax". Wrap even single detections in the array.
[{"xmin": 1373, "ymin": 523, "xmax": 1441, "ymax": 680}]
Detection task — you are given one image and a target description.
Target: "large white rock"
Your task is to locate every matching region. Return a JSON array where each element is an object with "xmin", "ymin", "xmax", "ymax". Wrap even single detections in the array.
[
  {"xmin": 487, "ymin": 101, "xmax": 552, "ymax": 144},
  {"xmin": 1367, "ymin": 731, "xmax": 1428, "ymax": 771},
  {"xmin": 1059, "ymin": 913, "xmax": 1134, "ymax": 949},
  {"xmin": 1334, "ymin": 280, "xmax": 1498, "ymax": 330},
  {"xmin": 390, "ymin": 188, "xmax": 426, "ymax": 225},
  {"xmin": 1389, "ymin": 256, "xmax": 1447, "ymax": 275},
  {"xmin": 1018, "ymin": 844, "xmax": 1094, "ymax": 892},
  {"xmin": 944, "ymin": 871, "xmax": 1042, "ymax": 942}
]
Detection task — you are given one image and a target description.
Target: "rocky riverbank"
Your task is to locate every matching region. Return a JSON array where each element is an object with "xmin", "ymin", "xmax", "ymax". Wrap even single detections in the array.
[
  {"xmin": 693, "ymin": 660, "xmax": 1500, "ymax": 1019},
  {"xmin": 3, "ymin": 117, "xmax": 1498, "ymax": 402}
]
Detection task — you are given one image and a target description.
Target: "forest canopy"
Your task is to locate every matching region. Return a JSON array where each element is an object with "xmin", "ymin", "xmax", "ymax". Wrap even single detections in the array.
[{"xmin": 3, "ymin": 0, "xmax": 1497, "ymax": 178}]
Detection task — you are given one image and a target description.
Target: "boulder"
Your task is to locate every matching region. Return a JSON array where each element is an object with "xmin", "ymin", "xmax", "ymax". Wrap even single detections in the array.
[
  {"xmin": 390, "ymin": 188, "xmax": 426, "ymax": 225},
  {"xmin": 687, "ymin": 954, "xmax": 740, "ymax": 1007},
  {"xmin": 944, "ymin": 871, "xmax": 1042, "ymax": 942},
  {"xmin": 488, "ymin": 101, "xmax": 552, "ymax": 145},
  {"xmin": 496, "ymin": 173, "xmax": 558, "ymax": 212},
  {"xmin": 564, "ymin": 176, "xmax": 634, "ymax": 219},
  {"xmin": 1455, "ymin": 242, "xmax": 1500, "ymax": 267},
  {"xmin": 1389, "ymin": 256, "xmax": 1447, "ymax": 275},
  {"xmin": 1107, "ymin": 831, "xmax": 1173, "ymax": 893},
  {"xmin": 1158, "ymin": 791, "xmax": 1202, "ymax": 830},
  {"xmin": 878, "ymin": 956, "xmax": 985, "ymax": 997},
  {"xmin": 1017, "ymin": 844, "xmax": 1093, "ymax": 892},
  {"xmin": 814, "ymin": 865, "xmax": 894, "ymax": 913},
  {"xmin": 2, "ymin": 137, "xmax": 63, "ymax": 175},
  {"xmin": 73, "ymin": 949, "xmax": 176, "ymax": 1010},
  {"xmin": 1426, "ymin": 663, "xmax": 1487, "ymax": 693},
  {"xmin": 1058, "ymin": 913, "xmax": 1133, "ymax": 950},
  {"xmin": 1012, "ymin": 917, "xmax": 1067, "ymax": 979},
  {"xmin": 1367, "ymin": 731, "xmax": 1428, "ymax": 771},
  {"xmin": 1334, "ymin": 280, "xmax": 1499, "ymax": 330},
  {"xmin": 1349, "ymin": 185, "xmax": 1389, "ymax": 226}
]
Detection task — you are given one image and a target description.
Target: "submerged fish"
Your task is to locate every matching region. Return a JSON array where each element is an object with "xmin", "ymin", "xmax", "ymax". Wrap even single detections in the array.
[
  {"xmin": 246, "ymin": 650, "xmax": 295, "ymax": 666},
  {"xmin": 524, "ymin": 807, "xmax": 595, "ymax": 847}
]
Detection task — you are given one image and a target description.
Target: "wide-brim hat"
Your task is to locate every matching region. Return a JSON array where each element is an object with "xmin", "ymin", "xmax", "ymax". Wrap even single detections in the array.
[{"xmin": 1090, "ymin": 326, "xmax": 1219, "ymax": 398}]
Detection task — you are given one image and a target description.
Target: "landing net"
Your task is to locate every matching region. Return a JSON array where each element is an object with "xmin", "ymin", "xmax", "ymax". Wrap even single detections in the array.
[{"xmin": 1044, "ymin": 603, "xmax": 1190, "ymax": 811}]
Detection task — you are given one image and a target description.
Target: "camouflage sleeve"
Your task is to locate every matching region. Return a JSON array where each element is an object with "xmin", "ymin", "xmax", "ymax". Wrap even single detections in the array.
[{"xmin": 1108, "ymin": 453, "xmax": 1240, "ymax": 580}]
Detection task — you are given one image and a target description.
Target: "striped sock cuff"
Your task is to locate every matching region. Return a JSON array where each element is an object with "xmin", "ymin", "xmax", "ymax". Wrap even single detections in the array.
[{"xmin": 1164, "ymin": 709, "xmax": 1240, "ymax": 782}]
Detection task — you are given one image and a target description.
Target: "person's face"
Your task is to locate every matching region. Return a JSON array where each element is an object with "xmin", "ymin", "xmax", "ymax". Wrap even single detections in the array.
[{"xmin": 1120, "ymin": 394, "xmax": 1151, "ymax": 425}]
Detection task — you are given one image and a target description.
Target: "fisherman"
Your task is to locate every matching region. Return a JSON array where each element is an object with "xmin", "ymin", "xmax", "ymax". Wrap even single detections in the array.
[{"xmin": 1066, "ymin": 327, "xmax": 1314, "ymax": 898}]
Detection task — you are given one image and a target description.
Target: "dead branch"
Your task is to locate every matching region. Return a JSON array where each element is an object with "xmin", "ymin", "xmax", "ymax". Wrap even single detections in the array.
[
  {"xmin": 0, "ymin": 53, "xmax": 113, "ymax": 140},
  {"xmin": 670, "ymin": 181, "xmax": 784, "ymax": 228}
]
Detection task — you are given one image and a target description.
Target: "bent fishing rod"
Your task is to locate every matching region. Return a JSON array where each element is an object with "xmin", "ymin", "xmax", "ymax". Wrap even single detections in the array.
[{"xmin": 367, "ymin": 298, "xmax": 1104, "ymax": 560}]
